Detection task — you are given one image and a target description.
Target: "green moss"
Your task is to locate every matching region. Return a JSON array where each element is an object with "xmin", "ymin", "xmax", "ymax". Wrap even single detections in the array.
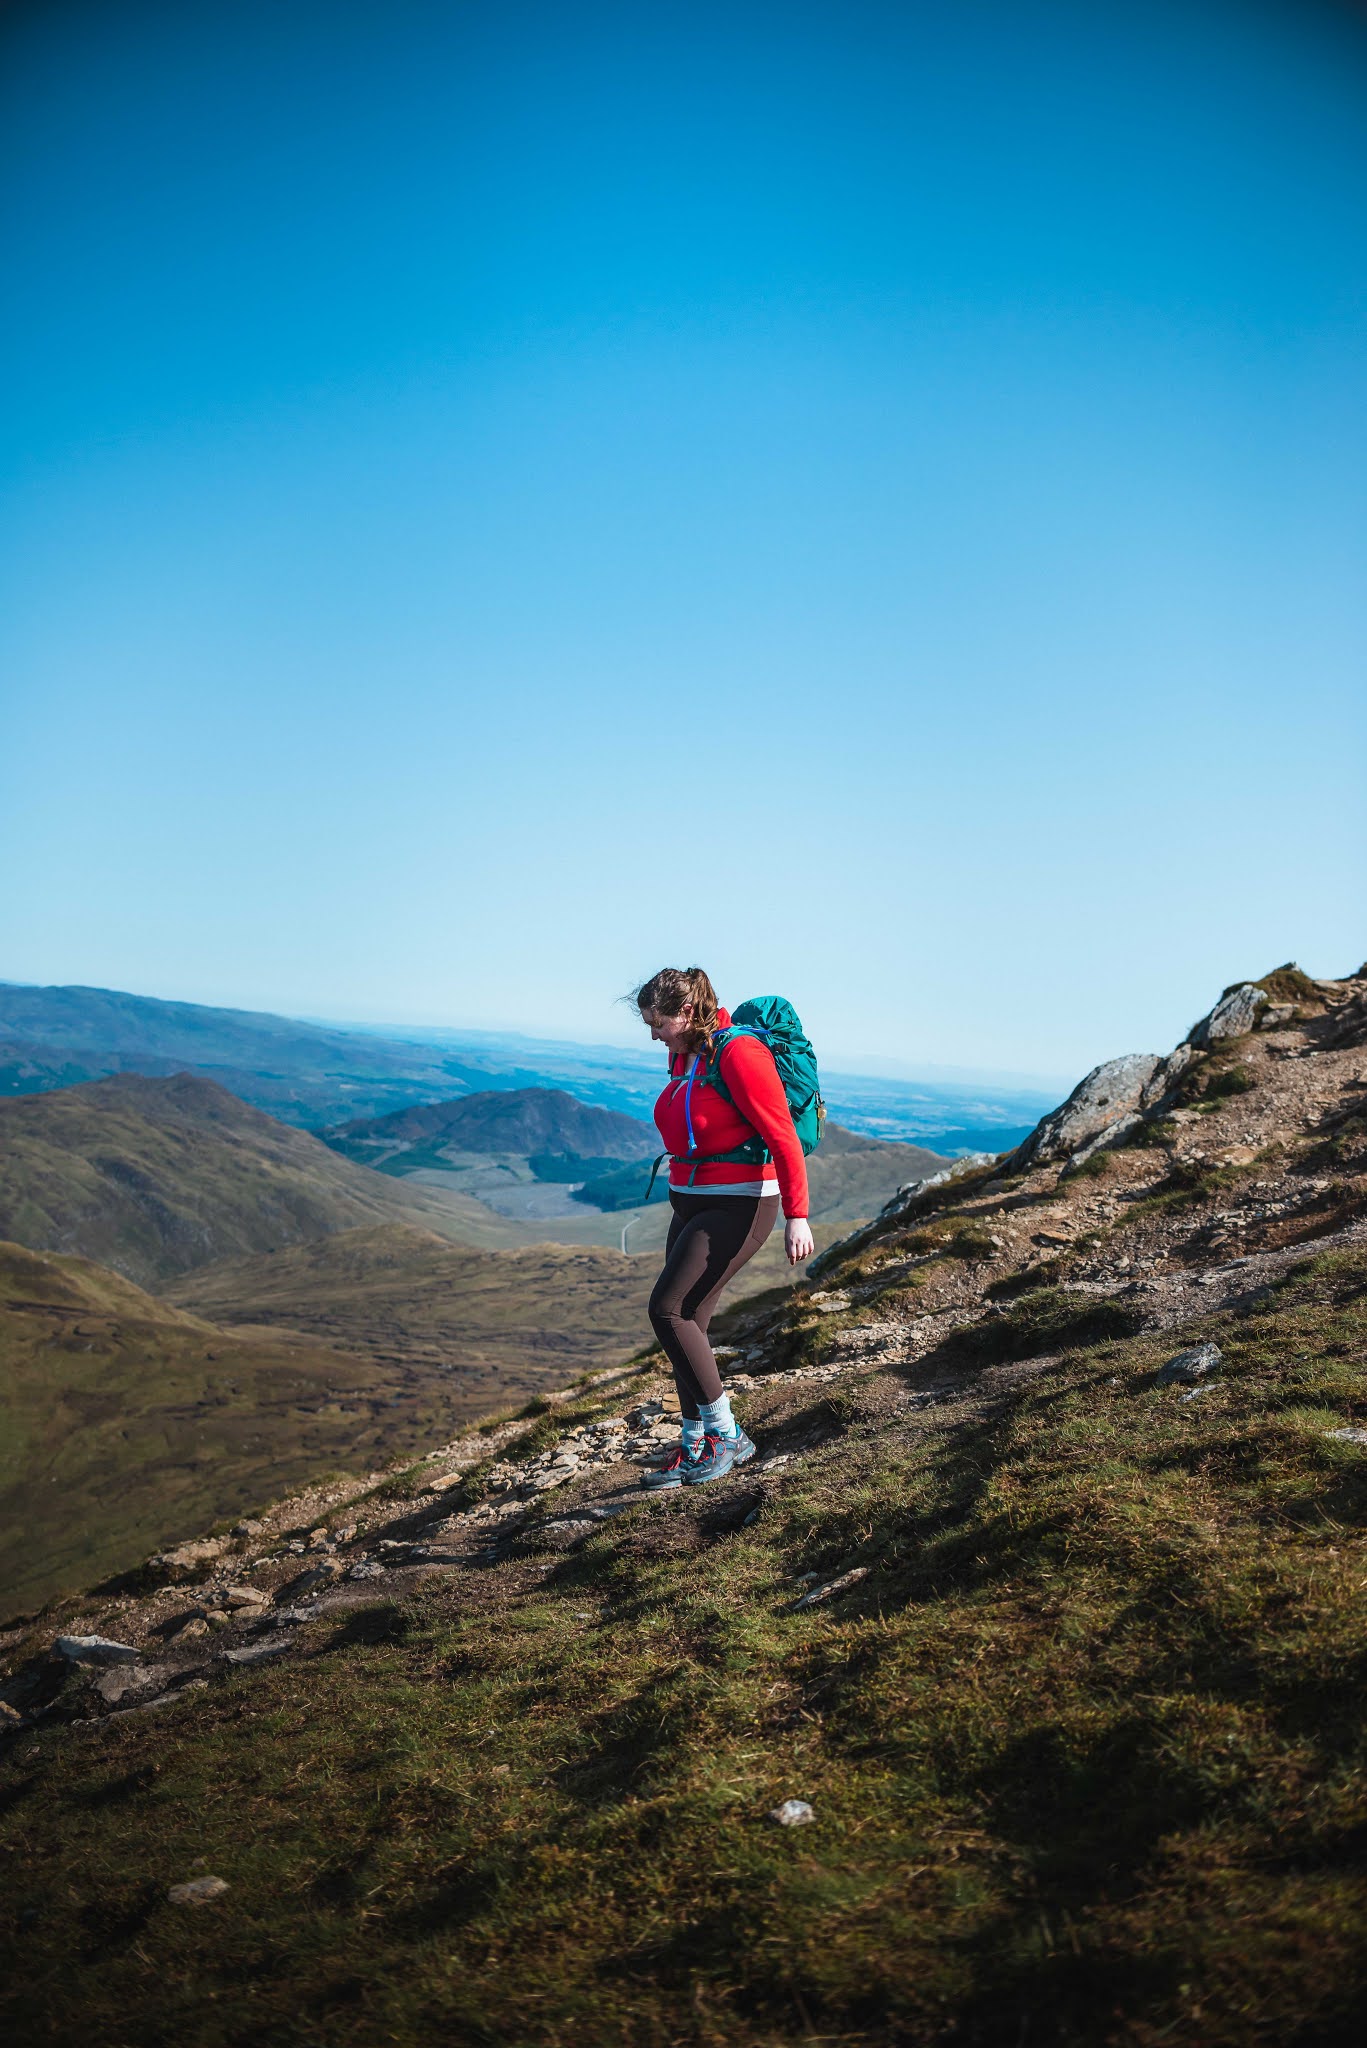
[
  {"xmin": 1205, "ymin": 1063, "xmax": 1256, "ymax": 1101},
  {"xmin": 1067, "ymin": 1150, "xmax": 1114, "ymax": 1180}
]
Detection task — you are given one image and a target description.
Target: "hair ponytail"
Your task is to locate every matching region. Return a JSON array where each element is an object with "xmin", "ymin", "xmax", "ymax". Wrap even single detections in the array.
[{"xmin": 633, "ymin": 966, "xmax": 720, "ymax": 1056}]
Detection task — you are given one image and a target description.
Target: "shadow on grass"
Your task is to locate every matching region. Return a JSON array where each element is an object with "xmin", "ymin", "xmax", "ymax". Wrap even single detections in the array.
[{"xmin": 318, "ymin": 1603, "xmax": 413, "ymax": 1653}]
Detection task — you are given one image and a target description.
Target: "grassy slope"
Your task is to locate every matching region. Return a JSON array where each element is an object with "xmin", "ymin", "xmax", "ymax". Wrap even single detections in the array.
[
  {"xmin": 0, "ymin": 1243, "xmax": 486, "ymax": 1616},
  {"xmin": 2, "ymin": 1250, "xmax": 1365, "ymax": 2044},
  {"xmin": 166, "ymin": 1223, "xmax": 660, "ymax": 1380},
  {"xmin": 0, "ymin": 1072, "xmax": 474, "ymax": 1287}
]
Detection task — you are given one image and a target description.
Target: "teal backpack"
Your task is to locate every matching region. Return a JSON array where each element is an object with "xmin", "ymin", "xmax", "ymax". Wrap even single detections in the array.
[
  {"xmin": 646, "ymin": 995, "xmax": 825, "ymax": 1198},
  {"xmin": 708, "ymin": 996, "xmax": 826, "ymax": 1157}
]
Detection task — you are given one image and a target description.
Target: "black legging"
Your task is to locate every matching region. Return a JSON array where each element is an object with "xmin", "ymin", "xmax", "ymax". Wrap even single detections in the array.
[{"xmin": 648, "ymin": 1191, "xmax": 780, "ymax": 1417}]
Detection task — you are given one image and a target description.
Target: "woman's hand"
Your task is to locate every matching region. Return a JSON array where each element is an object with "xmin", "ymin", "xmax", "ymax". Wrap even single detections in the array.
[{"xmin": 785, "ymin": 1217, "xmax": 815, "ymax": 1266}]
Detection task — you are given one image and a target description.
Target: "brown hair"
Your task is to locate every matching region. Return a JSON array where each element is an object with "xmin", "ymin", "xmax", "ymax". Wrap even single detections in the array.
[{"xmin": 634, "ymin": 966, "xmax": 720, "ymax": 1055}]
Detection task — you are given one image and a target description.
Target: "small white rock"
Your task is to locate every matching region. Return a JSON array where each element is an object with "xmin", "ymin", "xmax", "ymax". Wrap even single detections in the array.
[
  {"xmin": 168, "ymin": 1876, "xmax": 229, "ymax": 1905},
  {"xmin": 768, "ymin": 1799, "xmax": 816, "ymax": 1827},
  {"xmin": 792, "ymin": 1566, "xmax": 869, "ymax": 1611},
  {"xmin": 1326, "ymin": 1427, "xmax": 1367, "ymax": 1447}
]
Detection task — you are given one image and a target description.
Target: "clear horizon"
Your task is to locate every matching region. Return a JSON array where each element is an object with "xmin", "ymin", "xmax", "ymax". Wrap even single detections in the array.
[
  {"xmin": 0, "ymin": 968, "xmax": 1070, "ymax": 1095},
  {"xmin": 3, "ymin": 0, "xmax": 1364, "ymax": 1080}
]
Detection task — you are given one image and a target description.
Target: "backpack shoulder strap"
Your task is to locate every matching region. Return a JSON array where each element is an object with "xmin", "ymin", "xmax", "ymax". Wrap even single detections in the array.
[{"xmin": 703, "ymin": 1023, "xmax": 767, "ymax": 1103}]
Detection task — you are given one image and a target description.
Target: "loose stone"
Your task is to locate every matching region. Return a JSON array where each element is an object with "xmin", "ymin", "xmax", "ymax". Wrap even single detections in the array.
[
  {"xmin": 792, "ymin": 1567, "xmax": 869, "ymax": 1611},
  {"xmin": 1158, "ymin": 1342, "xmax": 1223, "ymax": 1385},
  {"xmin": 54, "ymin": 1635, "xmax": 140, "ymax": 1667},
  {"xmin": 168, "ymin": 1876, "xmax": 229, "ymax": 1905},
  {"xmin": 768, "ymin": 1799, "xmax": 816, "ymax": 1827}
]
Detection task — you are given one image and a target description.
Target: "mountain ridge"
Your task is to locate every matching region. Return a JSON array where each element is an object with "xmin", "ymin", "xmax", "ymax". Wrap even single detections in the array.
[{"xmin": 326, "ymin": 1086, "xmax": 658, "ymax": 1162}]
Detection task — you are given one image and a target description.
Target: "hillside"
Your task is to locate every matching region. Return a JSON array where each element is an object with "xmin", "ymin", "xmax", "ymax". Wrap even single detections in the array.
[
  {"xmin": 4, "ymin": 964, "xmax": 1366, "ymax": 2044},
  {"xmin": 0, "ymin": 1241, "xmax": 486, "ymax": 1615},
  {"xmin": 0, "ymin": 1072, "xmax": 476, "ymax": 1288},
  {"xmin": 168, "ymin": 1224, "xmax": 658, "ymax": 1385},
  {"xmin": 327, "ymin": 1085, "xmax": 658, "ymax": 1164}
]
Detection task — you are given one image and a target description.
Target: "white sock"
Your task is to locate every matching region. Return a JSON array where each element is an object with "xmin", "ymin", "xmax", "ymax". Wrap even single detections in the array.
[
  {"xmin": 699, "ymin": 1392, "xmax": 736, "ymax": 1438},
  {"xmin": 681, "ymin": 1416, "xmax": 704, "ymax": 1456}
]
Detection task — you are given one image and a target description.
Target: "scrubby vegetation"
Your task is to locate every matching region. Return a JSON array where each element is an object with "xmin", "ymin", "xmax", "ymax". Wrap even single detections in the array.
[
  {"xmin": 946, "ymin": 1284, "xmax": 1146, "ymax": 1365},
  {"xmin": 1252, "ymin": 962, "xmax": 1324, "ymax": 1007}
]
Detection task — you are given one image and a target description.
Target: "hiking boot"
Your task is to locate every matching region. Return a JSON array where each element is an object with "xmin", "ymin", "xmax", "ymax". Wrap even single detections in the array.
[
  {"xmin": 681, "ymin": 1429, "xmax": 756, "ymax": 1486},
  {"xmin": 639, "ymin": 1444, "xmax": 697, "ymax": 1491}
]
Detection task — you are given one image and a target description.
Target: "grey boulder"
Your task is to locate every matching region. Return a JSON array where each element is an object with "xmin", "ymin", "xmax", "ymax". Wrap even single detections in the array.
[
  {"xmin": 1140, "ymin": 1042, "xmax": 1197, "ymax": 1111},
  {"xmin": 146, "ymin": 1536, "xmax": 230, "ymax": 1581},
  {"xmin": 1189, "ymin": 985, "xmax": 1268, "ymax": 1048},
  {"xmin": 54, "ymin": 1634, "xmax": 140, "ymax": 1667},
  {"xmin": 1016, "ymin": 1054, "xmax": 1163, "ymax": 1168}
]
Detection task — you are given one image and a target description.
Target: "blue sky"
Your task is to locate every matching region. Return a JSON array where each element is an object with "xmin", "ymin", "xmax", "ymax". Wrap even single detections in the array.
[{"xmin": 2, "ymin": 0, "xmax": 1364, "ymax": 1084}]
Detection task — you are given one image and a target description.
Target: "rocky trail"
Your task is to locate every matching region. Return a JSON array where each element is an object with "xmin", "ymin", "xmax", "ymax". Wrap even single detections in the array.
[{"xmin": 5, "ymin": 962, "xmax": 1364, "ymax": 1739}]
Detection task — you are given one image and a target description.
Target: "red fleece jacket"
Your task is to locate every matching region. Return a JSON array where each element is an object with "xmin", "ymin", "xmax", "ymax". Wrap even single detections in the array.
[{"xmin": 653, "ymin": 1009, "xmax": 809, "ymax": 1218}]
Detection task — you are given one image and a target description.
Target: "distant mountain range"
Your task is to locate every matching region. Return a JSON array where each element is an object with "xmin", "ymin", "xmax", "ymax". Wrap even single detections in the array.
[
  {"xmin": 0, "ymin": 980, "xmax": 1051, "ymax": 1151},
  {"xmin": 0, "ymin": 982, "xmax": 491, "ymax": 1128}
]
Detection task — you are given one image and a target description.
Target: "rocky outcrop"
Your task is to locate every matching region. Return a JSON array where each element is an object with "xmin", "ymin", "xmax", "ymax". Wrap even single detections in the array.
[
  {"xmin": 1010, "ymin": 976, "xmax": 1303, "ymax": 1176},
  {"xmin": 1014, "ymin": 1054, "xmax": 1162, "ymax": 1170},
  {"xmin": 1188, "ymin": 984, "xmax": 1269, "ymax": 1048}
]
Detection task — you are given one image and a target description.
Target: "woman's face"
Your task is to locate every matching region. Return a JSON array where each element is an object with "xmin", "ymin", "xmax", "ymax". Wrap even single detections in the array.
[{"xmin": 641, "ymin": 1004, "xmax": 694, "ymax": 1055}]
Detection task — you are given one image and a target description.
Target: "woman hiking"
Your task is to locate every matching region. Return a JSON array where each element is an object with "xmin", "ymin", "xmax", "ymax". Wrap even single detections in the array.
[{"xmin": 635, "ymin": 966, "xmax": 815, "ymax": 1489}]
